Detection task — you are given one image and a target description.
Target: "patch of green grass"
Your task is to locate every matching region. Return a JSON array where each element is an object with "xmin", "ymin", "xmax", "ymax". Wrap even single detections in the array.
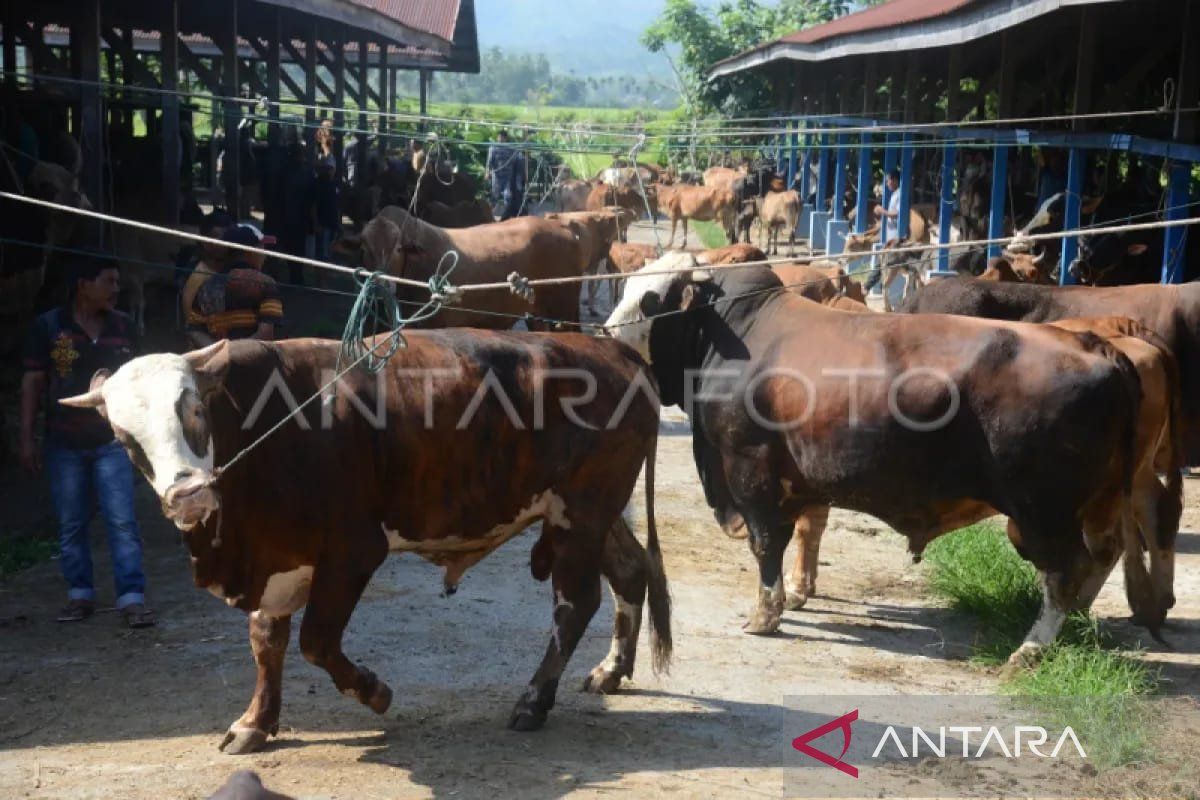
[
  {"xmin": 0, "ymin": 536, "xmax": 57, "ymax": 578},
  {"xmin": 923, "ymin": 522, "xmax": 1158, "ymax": 767},
  {"xmin": 690, "ymin": 219, "xmax": 730, "ymax": 250}
]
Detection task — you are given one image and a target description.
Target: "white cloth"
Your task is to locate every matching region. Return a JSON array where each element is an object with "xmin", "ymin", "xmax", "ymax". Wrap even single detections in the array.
[{"xmin": 884, "ymin": 188, "xmax": 902, "ymax": 243}]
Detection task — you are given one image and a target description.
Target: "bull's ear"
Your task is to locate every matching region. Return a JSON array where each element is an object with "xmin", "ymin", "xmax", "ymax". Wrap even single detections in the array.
[
  {"xmin": 185, "ymin": 340, "xmax": 231, "ymax": 397},
  {"xmin": 1127, "ymin": 243, "xmax": 1149, "ymax": 256},
  {"xmin": 1081, "ymin": 195, "xmax": 1105, "ymax": 215},
  {"xmin": 680, "ymin": 283, "xmax": 706, "ymax": 311}
]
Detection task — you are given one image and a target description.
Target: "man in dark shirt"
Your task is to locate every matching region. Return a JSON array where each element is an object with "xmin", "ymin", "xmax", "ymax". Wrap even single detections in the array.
[
  {"xmin": 183, "ymin": 224, "xmax": 283, "ymax": 346},
  {"xmin": 20, "ymin": 252, "xmax": 154, "ymax": 627}
]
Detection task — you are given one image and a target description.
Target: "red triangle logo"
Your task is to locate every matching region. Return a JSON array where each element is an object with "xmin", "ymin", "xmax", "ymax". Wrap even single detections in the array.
[{"xmin": 791, "ymin": 709, "xmax": 859, "ymax": 778}]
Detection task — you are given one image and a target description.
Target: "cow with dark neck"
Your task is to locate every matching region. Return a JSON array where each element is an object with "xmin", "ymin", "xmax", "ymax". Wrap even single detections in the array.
[
  {"xmin": 605, "ymin": 254, "xmax": 1142, "ymax": 672},
  {"xmin": 61, "ymin": 335, "xmax": 669, "ymax": 753}
]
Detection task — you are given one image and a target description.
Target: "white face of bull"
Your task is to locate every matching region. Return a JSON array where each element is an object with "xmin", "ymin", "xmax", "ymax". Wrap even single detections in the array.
[
  {"xmin": 60, "ymin": 343, "xmax": 228, "ymax": 531},
  {"xmin": 604, "ymin": 251, "xmax": 708, "ymax": 362}
]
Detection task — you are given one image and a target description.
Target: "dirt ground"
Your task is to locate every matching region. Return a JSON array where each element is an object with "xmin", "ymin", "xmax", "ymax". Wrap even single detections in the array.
[{"xmin": 1, "ymin": 219, "xmax": 1199, "ymax": 799}]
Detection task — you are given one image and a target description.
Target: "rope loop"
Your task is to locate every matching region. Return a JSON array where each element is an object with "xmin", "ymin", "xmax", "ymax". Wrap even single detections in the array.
[{"xmin": 507, "ymin": 271, "xmax": 536, "ymax": 302}]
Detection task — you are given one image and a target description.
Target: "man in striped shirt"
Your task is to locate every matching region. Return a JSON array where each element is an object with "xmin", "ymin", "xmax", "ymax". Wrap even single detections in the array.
[{"xmin": 183, "ymin": 224, "xmax": 283, "ymax": 346}]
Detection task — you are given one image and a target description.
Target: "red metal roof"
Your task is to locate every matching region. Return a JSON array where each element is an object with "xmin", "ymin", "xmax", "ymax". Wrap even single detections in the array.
[
  {"xmin": 348, "ymin": 0, "xmax": 461, "ymax": 42},
  {"xmin": 780, "ymin": 0, "xmax": 976, "ymax": 44}
]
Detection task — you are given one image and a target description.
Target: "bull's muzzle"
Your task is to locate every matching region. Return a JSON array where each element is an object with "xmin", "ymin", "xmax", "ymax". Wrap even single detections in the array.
[{"xmin": 162, "ymin": 473, "xmax": 220, "ymax": 530}]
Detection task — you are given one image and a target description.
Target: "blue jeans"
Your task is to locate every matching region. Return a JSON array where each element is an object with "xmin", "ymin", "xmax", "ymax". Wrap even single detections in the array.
[{"xmin": 45, "ymin": 440, "xmax": 146, "ymax": 608}]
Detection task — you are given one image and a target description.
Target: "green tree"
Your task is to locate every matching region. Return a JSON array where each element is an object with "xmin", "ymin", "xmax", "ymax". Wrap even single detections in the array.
[{"xmin": 642, "ymin": 0, "xmax": 880, "ymax": 113}]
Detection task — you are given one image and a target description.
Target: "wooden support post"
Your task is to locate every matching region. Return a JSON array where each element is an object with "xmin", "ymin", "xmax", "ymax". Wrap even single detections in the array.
[
  {"xmin": 221, "ymin": 0, "xmax": 240, "ymax": 216},
  {"xmin": 357, "ymin": 37, "xmax": 368, "ymax": 182},
  {"xmin": 305, "ymin": 23, "xmax": 317, "ymax": 126},
  {"xmin": 1161, "ymin": 161, "xmax": 1191, "ymax": 284},
  {"xmin": 787, "ymin": 119, "xmax": 798, "ymax": 189},
  {"xmin": 1071, "ymin": 8, "xmax": 1096, "ymax": 131},
  {"xmin": 388, "ymin": 66, "xmax": 397, "ymax": 116},
  {"xmin": 1174, "ymin": 0, "xmax": 1198, "ymax": 144},
  {"xmin": 997, "ymin": 31, "xmax": 1015, "ymax": 119},
  {"xmin": 987, "ymin": 146, "xmax": 1008, "ymax": 258},
  {"xmin": 333, "ymin": 28, "xmax": 345, "ymax": 178},
  {"xmin": 1059, "ymin": 148, "xmax": 1085, "ymax": 285},
  {"xmin": 799, "ymin": 120, "xmax": 812, "ymax": 203},
  {"xmin": 2, "ymin": 1, "xmax": 16, "ymax": 90},
  {"xmin": 419, "ymin": 68, "xmax": 429, "ymax": 119},
  {"xmin": 946, "ymin": 46, "xmax": 963, "ymax": 121},
  {"xmin": 267, "ymin": 10, "xmax": 281, "ymax": 148},
  {"xmin": 161, "ymin": 0, "xmax": 180, "ymax": 225},
  {"xmin": 377, "ymin": 40, "xmax": 388, "ymax": 155},
  {"xmin": 75, "ymin": 0, "xmax": 104, "ymax": 227}
]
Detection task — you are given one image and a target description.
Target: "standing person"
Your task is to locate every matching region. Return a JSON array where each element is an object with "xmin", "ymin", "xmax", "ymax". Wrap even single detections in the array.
[
  {"xmin": 279, "ymin": 142, "xmax": 316, "ymax": 285},
  {"xmin": 865, "ymin": 168, "xmax": 903, "ymax": 293},
  {"xmin": 184, "ymin": 224, "xmax": 283, "ymax": 347},
  {"xmin": 313, "ymin": 153, "xmax": 340, "ymax": 266},
  {"xmin": 503, "ymin": 135, "xmax": 528, "ymax": 220},
  {"xmin": 485, "ymin": 129, "xmax": 516, "ymax": 214},
  {"xmin": 19, "ymin": 252, "xmax": 155, "ymax": 628}
]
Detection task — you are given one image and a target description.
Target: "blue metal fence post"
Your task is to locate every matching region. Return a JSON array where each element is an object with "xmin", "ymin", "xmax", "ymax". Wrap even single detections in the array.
[
  {"xmin": 938, "ymin": 142, "xmax": 957, "ymax": 272},
  {"xmin": 897, "ymin": 134, "xmax": 915, "ymax": 239},
  {"xmin": 1059, "ymin": 148, "xmax": 1086, "ymax": 285},
  {"xmin": 855, "ymin": 133, "xmax": 872, "ymax": 233},
  {"xmin": 817, "ymin": 136, "xmax": 832, "ymax": 211},
  {"xmin": 787, "ymin": 119, "xmax": 799, "ymax": 189},
  {"xmin": 1161, "ymin": 160, "xmax": 1192, "ymax": 284},
  {"xmin": 987, "ymin": 146, "xmax": 1009, "ymax": 259},
  {"xmin": 832, "ymin": 135, "xmax": 848, "ymax": 220},
  {"xmin": 881, "ymin": 135, "xmax": 898, "ymax": 243}
]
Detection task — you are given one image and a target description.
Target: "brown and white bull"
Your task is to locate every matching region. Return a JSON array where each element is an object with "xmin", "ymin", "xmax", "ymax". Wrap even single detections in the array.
[
  {"xmin": 60, "ymin": 334, "xmax": 670, "ymax": 753},
  {"xmin": 606, "ymin": 255, "xmax": 1144, "ymax": 671}
]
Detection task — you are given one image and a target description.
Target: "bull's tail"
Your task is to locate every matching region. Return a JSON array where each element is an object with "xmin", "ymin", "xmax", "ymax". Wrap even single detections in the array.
[{"xmin": 643, "ymin": 429, "xmax": 673, "ymax": 674}]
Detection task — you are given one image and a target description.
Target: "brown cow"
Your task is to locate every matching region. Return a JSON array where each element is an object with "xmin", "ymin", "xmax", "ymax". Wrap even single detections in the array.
[
  {"xmin": 542, "ymin": 209, "xmax": 628, "ymax": 314},
  {"xmin": 844, "ymin": 207, "xmax": 933, "ymax": 254},
  {"xmin": 759, "ymin": 190, "xmax": 801, "ymax": 255},
  {"xmin": 703, "ymin": 166, "xmax": 744, "ymax": 190},
  {"xmin": 585, "ymin": 183, "xmax": 649, "ymax": 240},
  {"xmin": 419, "ymin": 198, "xmax": 494, "ymax": 228},
  {"xmin": 608, "ymin": 258, "xmax": 1145, "ymax": 670},
  {"xmin": 901, "ymin": 279, "xmax": 1200, "ymax": 463},
  {"xmin": 772, "ymin": 263, "xmax": 858, "ymax": 305},
  {"xmin": 554, "ymin": 179, "xmax": 592, "ymax": 212},
  {"xmin": 660, "ymin": 184, "xmax": 736, "ymax": 249},
  {"xmin": 61, "ymin": 334, "xmax": 669, "ymax": 752},
  {"xmin": 779, "ymin": 313, "xmax": 1180, "ymax": 632},
  {"xmin": 349, "ymin": 206, "xmax": 586, "ymax": 330},
  {"xmin": 698, "ymin": 243, "xmax": 766, "ymax": 266}
]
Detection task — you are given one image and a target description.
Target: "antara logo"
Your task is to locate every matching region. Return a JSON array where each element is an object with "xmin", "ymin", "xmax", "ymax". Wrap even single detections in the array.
[{"xmin": 792, "ymin": 709, "xmax": 1088, "ymax": 778}]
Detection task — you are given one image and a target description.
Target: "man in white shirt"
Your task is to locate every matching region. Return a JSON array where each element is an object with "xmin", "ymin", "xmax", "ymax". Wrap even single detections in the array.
[{"xmin": 864, "ymin": 169, "xmax": 903, "ymax": 292}]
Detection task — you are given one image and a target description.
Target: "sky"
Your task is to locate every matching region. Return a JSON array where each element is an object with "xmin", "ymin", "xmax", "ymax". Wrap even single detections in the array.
[{"xmin": 473, "ymin": 0, "xmax": 671, "ymax": 76}]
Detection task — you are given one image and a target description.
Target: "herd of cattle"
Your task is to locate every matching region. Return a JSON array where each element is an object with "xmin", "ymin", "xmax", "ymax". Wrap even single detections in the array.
[{"xmin": 14, "ymin": 149, "xmax": 1196, "ymax": 757}]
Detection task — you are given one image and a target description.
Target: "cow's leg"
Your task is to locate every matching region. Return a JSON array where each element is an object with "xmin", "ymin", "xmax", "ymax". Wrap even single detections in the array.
[
  {"xmin": 583, "ymin": 517, "xmax": 646, "ymax": 694},
  {"xmin": 785, "ymin": 505, "xmax": 830, "ymax": 610},
  {"xmin": 681, "ymin": 217, "xmax": 689, "ymax": 249},
  {"xmin": 510, "ymin": 525, "xmax": 603, "ymax": 731},
  {"xmin": 881, "ymin": 267, "xmax": 899, "ymax": 312},
  {"xmin": 220, "ymin": 612, "xmax": 291, "ymax": 754},
  {"xmin": 1133, "ymin": 469, "xmax": 1178, "ymax": 613},
  {"xmin": 744, "ymin": 515, "xmax": 792, "ymax": 635},
  {"xmin": 298, "ymin": 550, "xmax": 391, "ymax": 715}
]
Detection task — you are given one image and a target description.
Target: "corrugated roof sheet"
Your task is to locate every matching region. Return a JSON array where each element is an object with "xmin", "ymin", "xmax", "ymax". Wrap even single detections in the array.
[
  {"xmin": 347, "ymin": 0, "xmax": 462, "ymax": 42},
  {"xmin": 782, "ymin": 0, "xmax": 976, "ymax": 44}
]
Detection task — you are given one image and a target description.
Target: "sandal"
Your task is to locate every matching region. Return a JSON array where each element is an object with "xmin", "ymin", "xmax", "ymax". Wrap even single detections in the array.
[
  {"xmin": 119, "ymin": 603, "xmax": 157, "ymax": 629},
  {"xmin": 56, "ymin": 599, "xmax": 95, "ymax": 622}
]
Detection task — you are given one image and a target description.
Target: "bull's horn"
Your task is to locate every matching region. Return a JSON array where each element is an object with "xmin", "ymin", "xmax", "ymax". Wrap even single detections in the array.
[
  {"xmin": 184, "ymin": 340, "xmax": 228, "ymax": 367},
  {"xmin": 1032, "ymin": 250, "xmax": 1047, "ymax": 266},
  {"xmin": 59, "ymin": 388, "xmax": 105, "ymax": 408}
]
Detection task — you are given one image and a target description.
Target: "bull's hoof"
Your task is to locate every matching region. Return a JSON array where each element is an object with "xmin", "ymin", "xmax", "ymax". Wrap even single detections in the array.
[
  {"xmin": 219, "ymin": 725, "xmax": 271, "ymax": 755},
  {"xmin": 367, "ymin": 682, "xmax": 393, "ymax": 714},
  {"xmin": 742, "ymin": 608, "xmax": 782, "ymax": 636},
  {"xmin": 784, "ymin": 590, "xmax": 809, "ymax": 611},
  {"xmin": 999, "ymin": 646, "xmax": 1041, "ymax": 681},
  {"xmin": 507, "ymin": 705, "xmax": 548, "ymax": 732},
  {"xmin": 582, "ymin": 666, "xmax": 624, "ymax": 695}
]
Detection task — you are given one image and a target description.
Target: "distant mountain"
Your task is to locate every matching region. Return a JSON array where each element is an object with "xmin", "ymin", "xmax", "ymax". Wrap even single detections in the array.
[{"xmin": 473, "ymin": 0, "xmax": 673, "ymax": 78}]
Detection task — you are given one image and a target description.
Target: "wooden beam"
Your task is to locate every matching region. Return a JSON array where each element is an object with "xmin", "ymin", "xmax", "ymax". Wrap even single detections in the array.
[
  {"xmin": 862, "ymin": 56, "xmax": 876, "ymax": 115},
  {"xmin": 161, "ymin": 0, "xmax": 180, "ymax": 225},
  {"xmin": 102, "ymin": 27, "xmax": 161, "ymax": 87},
  {"xmin": 377, "ymin": 41, "xmax": 388, "ymax": 154},
  {"xmin": 997, "ymin": 31, "xmax": 1016, "ymax": 119},
  {"xmin": 419, "ymin": 68, "xmax": 428, "ymax": 120},
  {"xmin": 333, "ymin": 27, "xmax": 345, "ymax": 178},
  {"xmin": 357, "ymin": 37, "xmax": 368, "ymax": 186},
  {"xmin": 903, "ymin": 52, "xmax": 918, "ymax": 123},
  {"xmin": 178, "ymin": 42, "xmax": 221, "ymax": 95},
  {"xmin": 313, "ymin": 72, "xmax": 334, "ymax": 105},
  {"xmin": 1174, "ymin": 0, "xmax": 1199, "ymax": 143},
  {"xmin": 946, "ymin": 46, "xmax": 962, "ymax": 121},
  {"xmin": 19, "ymin": 22, "xmax": 68, "ymax": 77}
]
